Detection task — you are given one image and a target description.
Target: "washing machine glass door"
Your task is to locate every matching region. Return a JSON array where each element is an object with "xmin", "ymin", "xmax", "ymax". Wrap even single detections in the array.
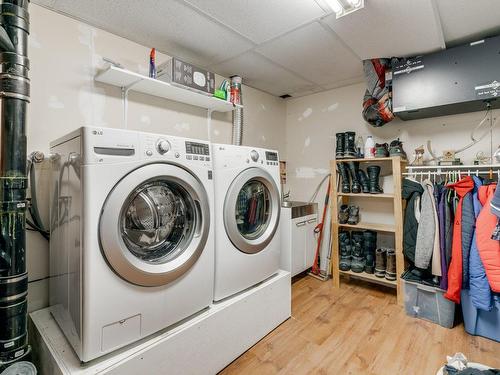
[
  {"xmin": 224, "ymin": 167, "xmax": 280, "ymax": 254},
  {"xmin": 99, "ymin": 163, "xmax": 209, "ymax": 286}
]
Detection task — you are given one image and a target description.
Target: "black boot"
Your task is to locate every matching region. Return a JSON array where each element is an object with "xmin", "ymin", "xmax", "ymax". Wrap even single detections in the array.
[
  {"xmin": 347, "ymin": 205, "xmax": 360, "ymax": 225},
  {"xmin": 367, "ymin": 165, "xmax": 383, "ymax": 194},
  {"xmin": 335, "ymin": 133, "xmax": 345, "ymax": 159},
  {"xmin": 357, "ymin": 169, "xmax": 370, "ymax": 193},
  {"xmin": 375, "ymin": 248, "xmax": 387, "ymax": 278},
  {"xmin": 338, "ymin": 204, "xmax": 349, "ymax": 224},
  {"xmin": 343, "ymin": 131, "xmax": 356, "ymax": 158},
  {"xmin": 350, "ymin": 231, "xmax": 365, "ymax": 273},
  {"xmin": 347, "ymin": 161, "xmax": 361, "ymax": 193},
  {"xmin": 339, "ymin": 230, "xmax": 351, "ymax": 271},
  {"xmin": 337, "ymin": 162, "xmax": 350, "ymax": 193},
  {"xmin": 363, "ymin": 230, "xmax": 377, "ymax": 274}
]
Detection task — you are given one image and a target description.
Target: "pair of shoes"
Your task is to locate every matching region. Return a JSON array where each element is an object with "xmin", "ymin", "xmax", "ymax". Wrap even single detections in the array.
[
  {"xmin": 339, "ymin": 230, "xmax": 378, "ymax": 274},
  {"xmin": 338, "ymin": 162, "xmax": 383, "ymax": 194},
  {"xmin": 335, "ymin": 132, "xmax": 357, "ymax": 159},
  {"xmin": 389, "ymin": 138, "xmax": 407, "ymax": 160},
  {"xmin": 374, "ymin": 248, "xmax": 397, "ymax": 280},
  {"xmin": 338, "ymin": 204, "xmax": 359, "ymax": 225}
]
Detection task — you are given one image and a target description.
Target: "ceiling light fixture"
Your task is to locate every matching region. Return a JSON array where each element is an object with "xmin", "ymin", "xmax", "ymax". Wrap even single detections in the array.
[{"xmin": 324, "ymin": 0, "xmax": 364, "ymax": 19}]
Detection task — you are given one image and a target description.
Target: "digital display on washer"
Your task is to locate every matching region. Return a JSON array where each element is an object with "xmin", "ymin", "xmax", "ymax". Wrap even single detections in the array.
[
  {"xmin": 185, "ymin": 141, "xmax": 209, "ymax": 155},
  {"xmin": 265, "ymin": 151, "xmax": 278, "ymax": 161}
]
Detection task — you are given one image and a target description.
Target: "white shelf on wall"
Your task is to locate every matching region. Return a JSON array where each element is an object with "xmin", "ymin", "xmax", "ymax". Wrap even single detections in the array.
[{"xmin": 94, "ymin": 66, "xmax": 241, "ymax": 113}]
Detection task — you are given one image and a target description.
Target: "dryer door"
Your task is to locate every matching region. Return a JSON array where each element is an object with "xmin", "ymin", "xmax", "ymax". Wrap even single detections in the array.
[
  {"xmin": 224, "ymin": 167, "xmax": 280, "ymax": 254},
  {"xmin": 99, "ymin": 163, "xmax": 209, "ymax": 287}
]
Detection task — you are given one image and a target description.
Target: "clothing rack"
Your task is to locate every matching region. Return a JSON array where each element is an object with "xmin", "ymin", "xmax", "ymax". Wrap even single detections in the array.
[{"xmin": 403, "ymin": 164, "xmax": 500, "ymax": 180}]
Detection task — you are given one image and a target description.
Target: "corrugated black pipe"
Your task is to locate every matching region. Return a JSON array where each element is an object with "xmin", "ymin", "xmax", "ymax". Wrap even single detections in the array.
[{"xmin": 0, "ymin": 0, "xmax": 32, "ymax": 370}]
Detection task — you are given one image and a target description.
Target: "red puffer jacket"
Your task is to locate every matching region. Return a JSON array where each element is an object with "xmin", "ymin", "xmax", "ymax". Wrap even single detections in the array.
[{"xmin": 476, "ymin": 184, "xmax": 500, "ymax": 292}]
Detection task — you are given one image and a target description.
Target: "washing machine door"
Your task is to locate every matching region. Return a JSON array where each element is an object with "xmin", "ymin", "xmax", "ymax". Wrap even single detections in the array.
[
  {"xmin": 99, "ymin": 163, "xmax": 209, "ymax": 287},
  {"xmin": 224, "ymin": 167, "xmax": 280, "ymax": 254}
]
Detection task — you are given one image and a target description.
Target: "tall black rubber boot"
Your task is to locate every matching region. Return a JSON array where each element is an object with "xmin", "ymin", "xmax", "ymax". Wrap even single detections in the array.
[
  {"xmin": 337, "ymin": 162, "xmax": 350, "ymax": 193},
  {"xmin": 363, "ymin": 230, "xmax": 377, "ymax": 274},
  {"xmin": 350, "ymin": 231, "xmax": 365, "ymax": 273},
  {"xmin": 339, "ymin": 230, "xmax": 351, "ymax": 271},
  {"xmin": 367, "ymin": 165, "xmax": 383, "ymax": 194},
  {"xmin": 347, "ymin": 161, "xmax": 361, "ymax": 193},
  {"xmin": 357, "ymin": 169, "xmax": 370, "ymax": 193},
  {"xmin": 335, "ymin": 132, "xmax": 345, "ymax": 159},
  {"xmin": 343, "ymin": 131, "xmax": 357, "ymax": 158}
]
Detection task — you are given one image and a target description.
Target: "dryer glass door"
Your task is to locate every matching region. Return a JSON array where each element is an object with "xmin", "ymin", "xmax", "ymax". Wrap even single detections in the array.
[
  {"xmin": 224, "ymin": 167, "xmax": 280, "ymax": 254},
  {"xmin": 100, "ymin": 163, "xmax": 210, "ymax": 287}
]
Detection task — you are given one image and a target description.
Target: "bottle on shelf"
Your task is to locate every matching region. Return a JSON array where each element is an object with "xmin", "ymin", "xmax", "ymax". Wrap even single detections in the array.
[
  {"xmin": 364, "ymin": 135, "xmax": 375, "ymax": 159},
  {"xmin": 356, "ymin": 136, "xmax": 364, "ymax": 158}
]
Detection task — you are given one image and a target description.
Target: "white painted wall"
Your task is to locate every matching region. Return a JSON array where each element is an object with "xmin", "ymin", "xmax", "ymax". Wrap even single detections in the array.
[
  {"xmin": 24, "ymin": 4, "xmax": 286, "ymax": 311},
  {"xmin": 285, "ymin": 82, "xmax": 500, "ymax": 271}
]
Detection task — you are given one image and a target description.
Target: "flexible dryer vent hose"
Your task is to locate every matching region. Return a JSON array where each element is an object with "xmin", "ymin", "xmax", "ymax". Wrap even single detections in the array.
[{"xmin": 232, "ymin": 106, "xmax": 243, "ymax": 146}]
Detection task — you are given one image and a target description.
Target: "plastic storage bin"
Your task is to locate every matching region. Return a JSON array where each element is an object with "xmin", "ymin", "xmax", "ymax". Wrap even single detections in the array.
[
  {"xmin": 461, "ymin": 290, "xmax": 500, "ymax": 342},
  {"xmin": 402, "ymin": 278, "xmax": 455, "ymax": 328}
]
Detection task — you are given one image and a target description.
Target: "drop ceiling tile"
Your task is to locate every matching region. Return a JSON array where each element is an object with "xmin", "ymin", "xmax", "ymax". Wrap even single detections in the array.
[
  {"xmin": 182, "ymin": 0, "xmax": 326, "ymax": 43},
  {"xmin": 210, "ymin": 51, "xmax": 313, "ymax": 97},
  {"xmin": 50, "ymin": 0, "xmax": 253, "ymax": 67},
  {"xmin": 436, "ymin": 0, "xmax": 500, "ymax": 46},
  {"xmin": 322, "ymin": 0, "xmax": 444, "ymax": 59},
  {"xmin": 256, "ymin": 22, "xmax": 362, "ymax": 86},
  {"xmin": 322, "ymin": 76, "xmax": 365, "ymax": 90}
]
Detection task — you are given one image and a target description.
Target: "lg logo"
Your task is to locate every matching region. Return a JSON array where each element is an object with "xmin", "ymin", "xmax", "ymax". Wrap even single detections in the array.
[{"xmin": 92, "ymin": 130, "xmax": 103, "ymax": 135}]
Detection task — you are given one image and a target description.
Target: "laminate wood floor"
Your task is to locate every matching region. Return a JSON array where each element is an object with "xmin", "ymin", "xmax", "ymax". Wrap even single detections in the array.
[{"xmin": 220, "ymin": 275, "xmax": 500, "ymax": 375}]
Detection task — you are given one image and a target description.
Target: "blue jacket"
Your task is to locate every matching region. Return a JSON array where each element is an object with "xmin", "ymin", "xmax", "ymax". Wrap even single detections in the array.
[{"xmin": 468, "ymin": 176, "xmax": 492, "ymax": 311}]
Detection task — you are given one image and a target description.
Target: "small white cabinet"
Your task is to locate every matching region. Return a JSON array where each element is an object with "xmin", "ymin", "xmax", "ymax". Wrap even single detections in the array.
[{"xmin": 281, "ymin": 203, "xmax": 318, "ymax": 277}]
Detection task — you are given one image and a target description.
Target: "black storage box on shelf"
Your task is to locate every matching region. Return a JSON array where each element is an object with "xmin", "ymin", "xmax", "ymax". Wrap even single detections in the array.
[{"xmin": 392, "ymin": 34, "xmax": 500, "ymax": 120}]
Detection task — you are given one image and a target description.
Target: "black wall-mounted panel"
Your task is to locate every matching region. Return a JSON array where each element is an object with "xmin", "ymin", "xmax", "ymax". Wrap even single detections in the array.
[{"xmin": 392, "ymin": 35, "xmax": 500, "ymax": 121}]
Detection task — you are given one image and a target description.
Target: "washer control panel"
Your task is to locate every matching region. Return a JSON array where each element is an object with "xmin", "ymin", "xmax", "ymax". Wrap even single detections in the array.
[
  {"xmin": 185, "ymin": 141, "xmax": 210, "ymax": 162},
  {"xmin": 265, "ymin": 151, "xmax": 279, "ymax": 166}
]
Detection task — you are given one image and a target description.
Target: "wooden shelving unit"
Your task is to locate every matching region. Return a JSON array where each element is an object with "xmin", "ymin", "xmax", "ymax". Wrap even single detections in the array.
[{"xmin": 330, "ymin": 156, "xmax": 406, "ymax": 305}]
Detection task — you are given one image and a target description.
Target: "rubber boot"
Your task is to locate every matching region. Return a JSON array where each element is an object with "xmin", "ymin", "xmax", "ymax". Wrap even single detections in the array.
[
  {"xmin": 363, "ymin": 230, "xmax": 377, "ymax": 274},
  {"xmin": 347, "ymin": 161, "xmax": 361, "ymax": 193},
  {"xmin": 350, "ymin": 231, "xmax": 365, "ymax": 273},
  {"xmin": 357, "ymin": 169, "xmax": 370, "ymax": 193},
  {"xmin": 338, "ymin": 204, "xmax": 349, "ymax": 224},
  {"xmin": 339, "ymin": 230, "xmax": 351, "ymax": 271},
  {"xmin": 375, "ymin": 248, "xmax": 387, "ymax": 278},
  {"xmin": 343, "ymin": 131, "xmax": 357, "ymax": 158},
  {"xmin": 337, "ymin": 162, "xmax": 351, "ymax": 193},
  {"xmin": 335, "ymin": 132, "xmax": 345, "ymax": 159},
  {"xmin": 367, "ymin": 165, "xmax": 383, "ymax": 194},
  {"xmin": 385, "ymin": 249, "xmax": 397, "ymax": 281},
  {"xmin": 347, "ymin": 205, "xmax": 360, "ymax": 225}
]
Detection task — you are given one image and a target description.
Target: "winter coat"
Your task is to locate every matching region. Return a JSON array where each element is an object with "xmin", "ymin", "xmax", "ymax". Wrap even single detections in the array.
[
  {"xmin": 402, "ymin": 178, "xmax": 424, "ymax": 265},
  {"xmin": 438, "ymin": 187, "xmax": 453, "ymax": 290},
  {"xmin": 445, "ymin": 176, "xmax": 474, "ymax": 303},
  {"xmin": 476, "ymin": 184, "xmax": 500, "ymax": 292},
  {"xmin": 415, "ymin": 180, "xmax": 437, "ymax": 270},
  {"xmin": 461, "ymin": 192, "xmax": 475, "ymax": 289},
  {"xmin": 468, "ymin": 176, "xmax": 492, "ymax": 311},
  {"xmin": 491, "ymin": 185, "xmax": 500, "ymax": 217}
]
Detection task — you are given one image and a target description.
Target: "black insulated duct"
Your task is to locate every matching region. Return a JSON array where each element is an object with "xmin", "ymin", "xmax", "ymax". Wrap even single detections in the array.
[{"xmin": 0, "ymin": 0, "xmax": 32, "ymax": 371}]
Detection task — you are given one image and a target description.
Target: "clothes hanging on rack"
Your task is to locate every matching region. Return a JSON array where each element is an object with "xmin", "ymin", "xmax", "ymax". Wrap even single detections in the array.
[
  {"xmin": 402, "ymin": 178, "xmax": 424, "ymax": 265},
  {"xmin": 438, "ymin": 186, "xmax": 454, "ymax": 290},
  {"xmin": 444, "ymin": 176, "xmax": 474, "ymax": 304},
  {"xmin": 415, "ymin": 180, "xmax": 441, "ymax": 275},
  {"xmin": 461, "ymin": 188, "xmax": 475, "ymax": 289},
  {"xmin": 467, "ymin": 176, "xmax": 492, "ymax": 311},
  {"xmin": 492, "ymin": 187, "xmax": 500, "ymax": 241},
  {"xmin": 476, "ymin": 184, "xmax": 500, "ymax": 293}
]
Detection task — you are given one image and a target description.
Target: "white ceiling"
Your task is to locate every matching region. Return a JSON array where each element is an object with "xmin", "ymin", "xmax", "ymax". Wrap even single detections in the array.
[{"xmin": 34, "ymin": 0, "xmax": 500, "ymax": 98}]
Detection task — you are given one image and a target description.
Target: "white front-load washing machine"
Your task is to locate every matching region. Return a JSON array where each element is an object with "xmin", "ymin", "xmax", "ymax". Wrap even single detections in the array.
[
  {"xmin": 212, "ymin": 144, "xmax": 281, "ymax": 301},
  {"xmin": 49, "ymin": 126, "xmax": 214, "ymax": 362}
]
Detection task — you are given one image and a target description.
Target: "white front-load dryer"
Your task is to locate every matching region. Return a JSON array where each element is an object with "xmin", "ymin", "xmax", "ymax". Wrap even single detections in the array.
[
  {"xmin": 49, "ymin": 126, "xmax": 214, "ymax": 362},
  {"xmin": 212, "ymin": 144, "xmax": 281, "ymax": 301}
]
